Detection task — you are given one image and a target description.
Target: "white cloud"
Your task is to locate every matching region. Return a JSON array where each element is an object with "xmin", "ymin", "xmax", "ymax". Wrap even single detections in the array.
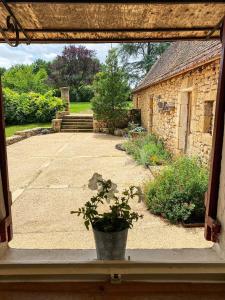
[{"xmin": 0, "ymin": 43, "xmax": 117, "ymax": 69}]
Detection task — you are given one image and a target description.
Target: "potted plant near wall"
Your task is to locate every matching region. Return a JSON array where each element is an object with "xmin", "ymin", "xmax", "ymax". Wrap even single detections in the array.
[
  {"xmin": 128, "ymin": 122, "xmax": 147, "ymax": 139},
  {"xmin": 71, "ymin": 173, "xmax": 143, "ymax": 260}
]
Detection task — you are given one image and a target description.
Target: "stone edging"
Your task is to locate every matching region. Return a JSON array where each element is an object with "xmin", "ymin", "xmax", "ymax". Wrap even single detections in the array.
[{"xmin": 6, "ymin": 127, "xmax": 53, "ymax": 146}]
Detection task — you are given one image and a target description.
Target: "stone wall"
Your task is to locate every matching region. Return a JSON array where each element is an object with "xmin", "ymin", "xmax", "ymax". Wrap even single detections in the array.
[
  {"xmin": 133, "ymin": 59, "xmax": 220, "ymax": 164},
  {"xmin": 6, "ymin": 127, "xmax": 53, "ymax": 146}
]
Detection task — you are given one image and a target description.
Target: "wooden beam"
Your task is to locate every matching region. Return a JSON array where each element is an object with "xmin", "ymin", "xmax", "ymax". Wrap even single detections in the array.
[
  {"xmin": 4, "ymin": 1, "xmax": 225, "ymax": 3},
  {"xmin": 1, "ymin": 282, "xmax": 225, "ymax": 296},
  {"xmin": 2, "ymin": 27, "xmax": 216, "ymax": 33},
  {"xmin": 0, "ymin": 36, "xmax": 220, "ymax": 44}
]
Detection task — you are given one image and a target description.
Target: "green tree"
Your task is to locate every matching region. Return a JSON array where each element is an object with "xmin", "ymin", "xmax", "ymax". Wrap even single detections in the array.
[
  {"xmin": 32, "ymin": 59, "xmax": 51, "ymax": 75},
  {"xmin": 48, "ymin": 45, "xmax": 100, "ymax": 102},
  {"xmin": 0, "ymin": 67, "xmax": 6, "ymax": 77},
  {"xmin": 92, "ymin": 49, "xmax": 130, "ymax": 133},
  {"xmin": 2, "ymin": 64, "xmax": 49, "ymax": 94},
  {"xmin": 117, "ymin": 43, "xmax": 170, "ymax": 85}
]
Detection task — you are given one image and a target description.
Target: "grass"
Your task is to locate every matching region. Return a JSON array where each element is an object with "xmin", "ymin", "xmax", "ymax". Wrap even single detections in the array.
[
  {"xmin": 5, "ymin": 123, "xmax": 51, "ymax": 137},
  {"xmin": 70, "ymin": 101, "xmax": 133, "ymax": 114},
  {"xmin": 5, "ymin": 101, "xmax": 134, "ymax": 137},
  {"xmin": 70, "ymin": 102, "xmax": 92, "ymax": 114}
]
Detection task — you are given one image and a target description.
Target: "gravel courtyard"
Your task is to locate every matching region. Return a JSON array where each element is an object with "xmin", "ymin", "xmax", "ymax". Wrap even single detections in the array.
[{"xmin": 7, "ymin": 132, "xmax": 211, "ymax": 249}]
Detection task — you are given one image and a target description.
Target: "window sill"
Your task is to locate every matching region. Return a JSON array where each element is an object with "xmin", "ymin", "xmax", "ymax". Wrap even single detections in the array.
[{"xmin": 0, "ymin": 247, "xmax": 225, "ymax": 282}]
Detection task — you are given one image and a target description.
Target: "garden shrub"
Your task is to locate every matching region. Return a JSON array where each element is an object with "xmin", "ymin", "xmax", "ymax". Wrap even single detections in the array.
[
  {"xmin": 123, "ymin": 134, "xmax": 172, "ymax": 166},
  {"xmin": 3, "ymin": 88, "xmax": 65, "ymax": 124},
  {"xmin": 91, "ymin": 49, "xmax": 130, "ymax": 133},
  {"xmin": 145, "ymin": 156, "xmax": 209, "ymax": 224},
  {"xmin": 70, "ymin": 84, "xmax": 94, "ymax": 102}
]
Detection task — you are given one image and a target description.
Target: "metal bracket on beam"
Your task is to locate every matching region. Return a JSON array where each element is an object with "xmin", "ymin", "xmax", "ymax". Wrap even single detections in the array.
[{"xmin": 0, "ymin": 0, "xmax": 30, "ymax": 47}]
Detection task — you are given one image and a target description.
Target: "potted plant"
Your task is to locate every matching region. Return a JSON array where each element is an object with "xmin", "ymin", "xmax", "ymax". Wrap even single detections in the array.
[
  {"xmin": 71, "ymin": 173, "xmax": 143, "ymax": 260},
  {"xmin": 129, "ymin": 126, "xmax": 147, "ymax": 139}
]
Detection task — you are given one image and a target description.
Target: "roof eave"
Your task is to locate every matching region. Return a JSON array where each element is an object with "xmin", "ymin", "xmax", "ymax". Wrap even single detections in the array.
[{"xmin": 132, "ymin": 55, "xmax": 221, "ymax": 94}]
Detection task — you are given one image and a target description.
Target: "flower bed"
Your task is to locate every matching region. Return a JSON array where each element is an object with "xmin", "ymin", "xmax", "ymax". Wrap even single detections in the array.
[{"xmin": 123, "ymin": 133, "xmax": 172, "ymax": 167}]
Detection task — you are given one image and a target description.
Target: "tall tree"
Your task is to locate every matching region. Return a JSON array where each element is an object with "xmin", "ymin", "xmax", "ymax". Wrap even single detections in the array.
[
  {"xmin": 2, "ymin": 64, "xmax": 49, "ymax": 94},
  {"xmin": 0, "ymin": 67, "xmax": 6, "ymax": 77},
  {"xmin": 92, "ymin": 48, "xmax": 130, "ymax": 133},
  {"xmin": 117, "ymin": 42, "xmax": 170, "ymax": 86},
  {"xmin": 32, "ymin": 59, "xmax": 51, "ymax": 75},
  {"xmin": 48, "ymin": 45, "xmax": 100, "ymax": 101}
]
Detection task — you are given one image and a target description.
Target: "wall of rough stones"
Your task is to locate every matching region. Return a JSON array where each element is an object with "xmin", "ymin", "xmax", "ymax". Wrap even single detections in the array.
[
  {"xmin": 133, "ymin": 59, "xmax": 220, "ymax": 164},
  {"xmin": 6, "ymin": 127, "xmax": 52, "ymax": 146}
]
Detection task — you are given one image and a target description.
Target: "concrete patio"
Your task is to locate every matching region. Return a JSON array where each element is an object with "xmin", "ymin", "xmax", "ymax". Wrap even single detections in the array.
[{"xmin": 7, "ymin": 132, "xmax": 212, "ymax": 249}]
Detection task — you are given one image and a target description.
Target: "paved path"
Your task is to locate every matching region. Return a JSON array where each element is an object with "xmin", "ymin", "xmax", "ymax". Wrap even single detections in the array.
[{"xmin": 7, "ymin": 133, "xmax": 212, "ymax": 249}]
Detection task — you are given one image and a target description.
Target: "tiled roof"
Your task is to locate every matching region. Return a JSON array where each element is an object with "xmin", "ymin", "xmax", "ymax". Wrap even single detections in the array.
[{"xmin": 133, "ymin": 41, "xmax": 221, "ymax": 92}]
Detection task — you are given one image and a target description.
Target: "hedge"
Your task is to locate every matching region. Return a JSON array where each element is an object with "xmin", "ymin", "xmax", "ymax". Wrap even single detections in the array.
[{"xmin": 3, "ymin": 88, "xmax": 65, "ymax": 124}]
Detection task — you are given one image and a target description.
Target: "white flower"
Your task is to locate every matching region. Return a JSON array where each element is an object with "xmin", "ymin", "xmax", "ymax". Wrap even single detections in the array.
[
  {"xmin": 88, "ymin": 173, "xmax": 103, "ymax": 190},
  {"xmin": 111, "ymin": 182, "xmax": 118, "ymax": 193},
  {"xmin": 105, "ymin": 182, "xmax": 119, "ymax": 202}
]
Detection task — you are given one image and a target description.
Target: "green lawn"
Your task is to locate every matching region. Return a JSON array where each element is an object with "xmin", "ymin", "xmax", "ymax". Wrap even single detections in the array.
[
  {"xmin": 70, "ymin": 101, "xmax": 133, "ymax": 114},
  {"xmin": 5, "ymin": 101, "xmax": 134, "ymax": 137},
  {"xmin": 70, "ymin": 102, "xmax": 92, "ymax": 114},
  {"xmin": 5, "ymin": 123, "xmax": 51, "ymax": 137}
]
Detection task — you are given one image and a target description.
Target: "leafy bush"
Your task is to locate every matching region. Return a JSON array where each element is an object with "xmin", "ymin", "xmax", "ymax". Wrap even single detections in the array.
[
  {"xmin": 129, "ymin": 126, "xmax": 146, "ymax": 133},
  {"xmin": 2, "ymin": 64, "xmax": 49, "ymax": 94},
  {"xmin": 70, "ymin": 84, "xmax": 94, "ymax": 102},
  {"xmin": 145, "ymin": 156, "xmax": 209, "ymax": 224},
  {"xmin": 124, "ymin": 134, "xmax": 172, "ymax": 166},
  {"xmin": 128, "ymin": 121, "xmax": 140, "ymax": 130},
  {"xmin": 92, "ymin": 49, "xmax": 130, "ymax": 133},
  {"xmin": 3, "ymin": 88, "xmax": 65, "ymax": 125}
]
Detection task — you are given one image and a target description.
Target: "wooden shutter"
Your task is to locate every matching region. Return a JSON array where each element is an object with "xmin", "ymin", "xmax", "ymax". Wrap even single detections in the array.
[
  {"xmin": 0, "ymin": 78, "xmax": 13, "ymax": 243},
  {"xmin": 204, "ymin": 21, "xmax": 225, "ymax": 242}
]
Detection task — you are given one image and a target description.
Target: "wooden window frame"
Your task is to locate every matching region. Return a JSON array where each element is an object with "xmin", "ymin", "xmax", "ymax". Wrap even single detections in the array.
[
  {"xmin": 0, "ymin": 78, "xmax": 12, "ymax": 243},
  {"xmin": 204, "ymin": 21, "xmax": 225, "ymax": 242},
  {"xmin": 0, "ymin": 24, "xmax": 224, "ymax": 245}
]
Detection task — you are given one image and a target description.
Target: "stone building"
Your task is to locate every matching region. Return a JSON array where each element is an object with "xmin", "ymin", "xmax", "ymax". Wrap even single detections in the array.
[{"xmin": 132, "ymin": 41, "xmax": 222, "ymax": 164}]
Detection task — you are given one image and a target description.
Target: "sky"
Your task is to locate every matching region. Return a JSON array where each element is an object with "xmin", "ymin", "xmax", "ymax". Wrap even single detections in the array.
[{"xmin": 0, "ymin": 43, "xmax": 115, "ymax": 69}]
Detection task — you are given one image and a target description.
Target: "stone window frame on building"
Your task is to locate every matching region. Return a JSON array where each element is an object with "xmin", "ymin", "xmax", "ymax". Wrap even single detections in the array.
[
  {"xmin": 136, "ymin": 95, "xmax": 141, "ymax": 109},
  {"xmin": 148, "ymin": 95, "xmax": 154, "ymax": 132},
  {"xmin": 203, "ymin": 100, "xmax": 215, "ymax": 135}
]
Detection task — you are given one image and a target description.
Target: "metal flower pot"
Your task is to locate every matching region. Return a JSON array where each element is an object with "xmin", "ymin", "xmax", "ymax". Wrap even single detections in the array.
[{"xmin": 93, "ymin": 228, "xmax": 128, "ymax": 260}]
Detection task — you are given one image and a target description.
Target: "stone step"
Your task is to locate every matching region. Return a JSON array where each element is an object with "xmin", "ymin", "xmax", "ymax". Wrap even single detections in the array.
[
  {"xmin": 61, "ymin": 115, "xmax": 93, "ymax": 132},
  {"xmin": 61, "ymin": 122, "xmax": 93, "ymax": 126},
  {"xmin": 61, "ymin": 128, "xmax": 93, "ymax": 132},
  {"xmin": 61, "ymin": 125, "xmax": 93, "ymax": 129},
  {"xmin": 62, "ymin": 116, "xmax": 93, "ymax": 120},
  {"xmin": 61, "ymin": 120, "xmax": 93, "ymax": 124}
]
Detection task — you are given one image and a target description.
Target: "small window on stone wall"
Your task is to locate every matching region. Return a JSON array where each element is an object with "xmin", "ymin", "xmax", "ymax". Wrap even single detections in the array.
[
  {"xmin": 136, "ymin": 97, "xmax": 139, "ymax": 108},
  {"xmin": 203, "ymin": 101, "xmax": 214, "ymax": 135}
]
